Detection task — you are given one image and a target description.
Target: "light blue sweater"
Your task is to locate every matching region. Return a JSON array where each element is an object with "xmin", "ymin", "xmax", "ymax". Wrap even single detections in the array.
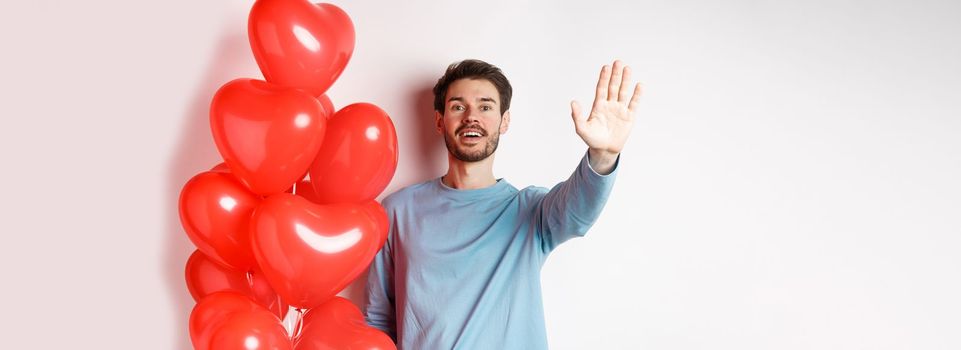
[{"xmin": 364, "ymin": 153, "xmax": 618, "ymax": 349}]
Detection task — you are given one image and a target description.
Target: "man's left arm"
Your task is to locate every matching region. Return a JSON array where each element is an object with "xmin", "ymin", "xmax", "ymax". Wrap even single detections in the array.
[{"xmin": 535, "ymin": 60, "xmax": 642, "ymax": 253}]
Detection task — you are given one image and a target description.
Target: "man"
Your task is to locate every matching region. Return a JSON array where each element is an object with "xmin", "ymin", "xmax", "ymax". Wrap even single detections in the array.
[{"xmin": 364, "ymin": 59, "xmax": 641, "ymax": 349}]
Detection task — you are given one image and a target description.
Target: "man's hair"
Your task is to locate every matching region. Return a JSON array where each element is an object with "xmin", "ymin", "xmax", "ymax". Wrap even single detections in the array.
[{"xmin": 433, "ymin": 59, "xmax": 512, "ymax": 115}]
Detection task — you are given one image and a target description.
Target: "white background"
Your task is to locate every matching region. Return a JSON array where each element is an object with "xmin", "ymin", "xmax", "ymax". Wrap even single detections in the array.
[{"xmin": 1, "ymin": 0, "xmax": 959, "ymax": 349}]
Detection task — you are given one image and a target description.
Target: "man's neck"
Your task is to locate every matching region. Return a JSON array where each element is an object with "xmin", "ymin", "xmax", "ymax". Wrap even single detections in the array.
[{"xmin": 441, "ymin": 153, "xmax": 497, "ymax": 190}]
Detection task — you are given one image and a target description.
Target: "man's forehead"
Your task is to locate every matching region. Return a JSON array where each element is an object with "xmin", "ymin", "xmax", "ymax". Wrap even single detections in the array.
[{"xmin": 446, "ymin": 79, "xmax": 499, "ymax": 104}]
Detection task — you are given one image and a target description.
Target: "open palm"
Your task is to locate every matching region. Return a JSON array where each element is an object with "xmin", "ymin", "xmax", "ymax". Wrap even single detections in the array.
[{"xmin": 571, "ymin": 60, "xmax": 642, "ymax": 155}]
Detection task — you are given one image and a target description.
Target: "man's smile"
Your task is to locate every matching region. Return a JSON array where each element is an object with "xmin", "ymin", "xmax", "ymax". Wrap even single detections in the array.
[{"xmin": 457, "ymin": 126, "xmax": 487, "ymax": 141}]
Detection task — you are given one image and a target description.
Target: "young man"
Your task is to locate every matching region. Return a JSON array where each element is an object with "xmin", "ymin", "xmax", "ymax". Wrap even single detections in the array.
[{"xmin": 364, "ymin": 59, "xmax": 641, "ymax": 349}]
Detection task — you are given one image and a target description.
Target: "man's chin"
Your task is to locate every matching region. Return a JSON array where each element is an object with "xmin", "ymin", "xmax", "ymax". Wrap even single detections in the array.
[
  {"xmin": 449, "ymin": 148, "xmax": 493, "ymax": 163},
  {"xmin": 443, "ymin": 134, "xmax": 498, "ymax": 163}
]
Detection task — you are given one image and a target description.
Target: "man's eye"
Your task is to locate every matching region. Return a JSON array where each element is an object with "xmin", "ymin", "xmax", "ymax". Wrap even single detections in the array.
[
  {"xmin": 451, "ymin": 105, "xmax": 465, "ymax": 111},
  {"xmin": 480, "ymin": 105, "xmax": 492, "ymax": 111}
]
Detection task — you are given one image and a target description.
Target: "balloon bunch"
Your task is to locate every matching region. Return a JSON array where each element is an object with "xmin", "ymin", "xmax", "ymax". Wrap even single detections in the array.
[{"xmin": 179, "ymin": 1, "xmax": 398, "ymax": 349}]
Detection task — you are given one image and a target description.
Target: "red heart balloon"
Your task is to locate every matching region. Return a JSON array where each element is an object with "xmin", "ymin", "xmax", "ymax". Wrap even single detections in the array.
[
  {"xmin": 209, "ymin": 310, "xmax": 292, "ymax": 350},
  {"xmin": 190, "ymin": 292, "xmax": 291, "ymax": 350},
  {"xmin": 309, "ymin": 103, "xmax": 398, "ymax": 204},
  {"xmin": 215, "ymin": 160, "xmax": 294, "ymax": 196},
  {"xmin": 210, "ymin": 78, "xmax": 329, "ymax": 196},
  {"xmin": 251, "ymin": 194, "xmax": 387, "ymax": 309},
  {"xmin": 361, "ymin": 200, "xmax": 390, "ymax": 244},
  {"xmin": 294, "ymin": 297, "xmax": 396, "ymax": 350},
  {"xmin": 190, "ymin": 292, "xmax": 290, "ymax": 350},
  {"xmin": 249, "ymin": 0, "xmax": 354, "ymax": 96},
  {"xmin": 185, "ymin": 250, "xmax": 288, "ymax": 319},
  {"xmin": 180, "ymin": 170, "xmax": 260, "ymax": 271},
  {"xmin": 190, "ymin": 293, "xmax": 251, "ymax": 349}
]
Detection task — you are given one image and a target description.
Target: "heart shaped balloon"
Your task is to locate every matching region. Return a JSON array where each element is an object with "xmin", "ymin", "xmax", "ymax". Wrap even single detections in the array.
[
  {"xmin": 209, "ymin": 310, "xmax": 292, "ymax": 350},
  {"xmin": 180, "ymin": 170, "xmax": 261, "ymax": 271},
  {"xmin": 210, "ymin": 78, "xmax": 329, "ymax": 196},
  {"xmin": 294, "ymin": 297, "xmax": 396, "ymax": 350},
  {"xmin": 190, "ymin": 292, "xmax": 291, "ymax": 350},
  {"xmin": 249, "ymin": 0, "xmax": 355, "ymax": 96},
  {"xmin": 361, "ymin": 200, "xmax": 390, "ymax": 244},
  {"xmin": 309, "ymin": 103, "xmax": 398, "ymax": 204},
  {"xmin": 250, "ymin": 194, "xmax": 387, "ymax": 309},
  {"xmin": 185, "ymin": 250, "xmax": 288, "ymax": 319}
]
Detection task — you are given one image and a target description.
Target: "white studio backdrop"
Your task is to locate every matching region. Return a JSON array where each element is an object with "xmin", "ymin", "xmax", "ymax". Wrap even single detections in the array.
[{"xmin": 0, "ymin": 0, "xmax": 959, "ymax": 349}]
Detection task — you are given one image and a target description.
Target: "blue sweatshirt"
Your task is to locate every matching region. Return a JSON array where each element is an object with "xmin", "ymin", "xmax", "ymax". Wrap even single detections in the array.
[{"xmin": 364, "ymin": 152, "xmax": 618, "ymax": 349}]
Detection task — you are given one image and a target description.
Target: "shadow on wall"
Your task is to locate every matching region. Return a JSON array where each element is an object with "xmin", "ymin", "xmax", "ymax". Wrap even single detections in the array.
[
  {"xmin": 387, "ymin": 76, "xmax": 448, "ymax": 196},
  {"xmin": 164, "ymin": 30, "xmax": 254, "ymax": 350},
  {"xmin": 406, "ymin": 81, "xmax": 448, "ymax": 184}
]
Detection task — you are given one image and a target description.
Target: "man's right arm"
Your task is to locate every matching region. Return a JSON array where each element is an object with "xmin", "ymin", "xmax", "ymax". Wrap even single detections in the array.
[{"xmin": 363, "ymin": 227, "xmax": 397, "ymax": 341}]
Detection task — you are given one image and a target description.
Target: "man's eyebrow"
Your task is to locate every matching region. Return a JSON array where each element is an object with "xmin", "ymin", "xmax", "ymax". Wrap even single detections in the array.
[{"xmin": 446, "ymin": 96, "xmax": 498, "ymax": 104}]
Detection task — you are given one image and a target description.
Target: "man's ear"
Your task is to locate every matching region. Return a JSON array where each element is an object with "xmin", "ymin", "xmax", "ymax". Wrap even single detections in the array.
[
  {"xmin": 499, "ymin": 111, "xmax": 511, "ymax": 134},
  {"xmin": 435, "ymin": 110, "xmax": 444, "ymax": 135}
]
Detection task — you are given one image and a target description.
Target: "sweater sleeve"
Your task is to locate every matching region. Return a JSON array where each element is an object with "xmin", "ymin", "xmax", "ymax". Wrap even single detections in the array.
[
  {"xmin": 533, "ymin": 151, "xmax": 619, "ymax": 255},
  {"xmin": 363, "ymin": 219, "xmax": 397, "ymax": 340}
]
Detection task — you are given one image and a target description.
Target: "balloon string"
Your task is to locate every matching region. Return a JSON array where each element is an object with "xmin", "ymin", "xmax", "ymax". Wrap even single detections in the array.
[{"xmin": 291, "ymin": 308, "xmax": 306, "ymax": 340}]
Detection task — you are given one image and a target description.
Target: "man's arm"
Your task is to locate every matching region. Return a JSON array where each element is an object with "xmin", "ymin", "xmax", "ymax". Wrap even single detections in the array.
[
  {"xmin": 363, "ymin": 229, "xmax": 396, "ymax": 340},
  {"xmin": 534, "ymin": 60, "xmax": 641, "ymax": 254},
  {"xmin": 534, "ymin": 151, "xmax": 619, "ymax": 254}
]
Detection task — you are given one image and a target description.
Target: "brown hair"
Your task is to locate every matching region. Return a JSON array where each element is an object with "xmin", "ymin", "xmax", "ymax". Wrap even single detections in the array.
[{"xmin": 433, "ymin": 59, "xmax": 512, "ymax": 115}]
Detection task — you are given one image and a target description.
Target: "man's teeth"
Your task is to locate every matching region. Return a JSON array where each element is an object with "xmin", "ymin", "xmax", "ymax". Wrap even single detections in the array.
[{"xmin": 463, "ymin": 131, "xmax": 482, "ymax": 137}]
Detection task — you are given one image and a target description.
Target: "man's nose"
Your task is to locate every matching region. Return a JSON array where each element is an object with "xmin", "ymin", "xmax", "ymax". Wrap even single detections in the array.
[{"xmin": 464, "ymin": 106, "xmax": 480, "ymax": 122}]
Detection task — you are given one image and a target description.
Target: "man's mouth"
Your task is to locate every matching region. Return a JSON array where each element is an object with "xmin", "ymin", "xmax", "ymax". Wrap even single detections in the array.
[{"xmin": 458, "ymin": 128, "xmax": 485, "ymax": 139}]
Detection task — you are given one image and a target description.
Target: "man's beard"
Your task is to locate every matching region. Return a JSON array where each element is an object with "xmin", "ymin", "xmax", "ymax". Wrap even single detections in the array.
[{"xmin": 443, "ymin": 123, "xmax": 501, "ymax": 162}]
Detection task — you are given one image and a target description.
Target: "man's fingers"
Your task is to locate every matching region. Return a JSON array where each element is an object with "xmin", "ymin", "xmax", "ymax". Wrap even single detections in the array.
[
  {"xmin": 595, "ymin": 65, "xmax": 610, "ymax": 102},
  {"xmin": 618, "ymin": 66, "xmax": 633, "ymax": 103},
  {"xmin": 627, "ymin": 83, "xmax": 643, "ymax": 113},
  {"xmin": 608, "ymin": 60, "xmax": 623, "ymax": 101},
  {"xmin": 571, "ymin": 100, "xmax": 584, "ymax": 125}
]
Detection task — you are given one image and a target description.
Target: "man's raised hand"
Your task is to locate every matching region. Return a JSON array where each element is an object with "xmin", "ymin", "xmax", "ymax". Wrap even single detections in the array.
[{"xmin": 570, "ymin": 60, "xmax": 642, "ymax": 174}]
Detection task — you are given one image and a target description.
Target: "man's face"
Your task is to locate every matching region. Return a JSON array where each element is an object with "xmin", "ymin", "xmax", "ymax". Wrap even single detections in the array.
[{"xmin": 436, "ymin": 78, "xmax": 510, "ymax": 162}]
